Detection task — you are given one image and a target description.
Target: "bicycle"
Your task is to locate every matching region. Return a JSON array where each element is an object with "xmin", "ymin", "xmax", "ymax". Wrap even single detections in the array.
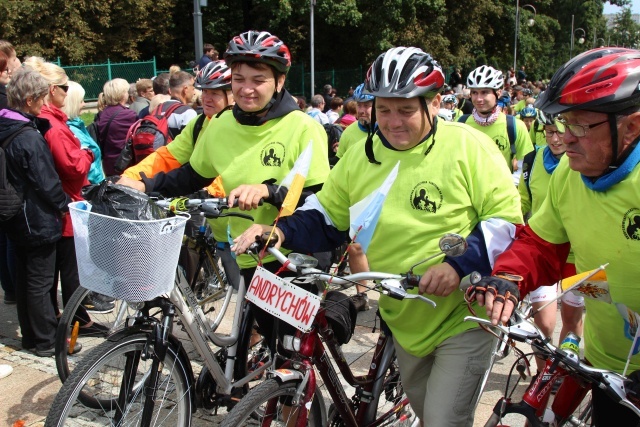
[
  {"xmin": 46, "ymin": 197, "xmax": 272, "ymax": 426},
  {"xmin": 54, "ymin": 197, "xmax": 235, "ymax": 390},
  {"xmin": 465, "ymin": 307, "xmax": 640, "ymax": 426},
  {"xmin": 221, "ymin": 233, "xmax": 469, "ymax": 427}
]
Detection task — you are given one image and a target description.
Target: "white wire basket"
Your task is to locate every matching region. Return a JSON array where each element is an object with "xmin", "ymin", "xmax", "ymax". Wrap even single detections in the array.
[{"xmin": 69, "ymin": 201, "xmax": 189, "ymax": 302}]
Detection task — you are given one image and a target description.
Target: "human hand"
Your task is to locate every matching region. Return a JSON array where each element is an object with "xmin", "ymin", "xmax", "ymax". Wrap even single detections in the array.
[
  {"xmin": 228, "ymin": 184, "xmax": 269, "ymax": 211},
  {"xmin": 418, "ymin": 263, "xmax": 461, "ymax": 297},
  {"xmin": 231, "ymin": 224, "xmax": 283, "ymax": 255},
  {"xmin": 116, "ymin": 175, "xmax": 146, "ymax": 193},
  {"xmin": 464, "ymin": 275, "xmax": 521, "ymax": 325}
]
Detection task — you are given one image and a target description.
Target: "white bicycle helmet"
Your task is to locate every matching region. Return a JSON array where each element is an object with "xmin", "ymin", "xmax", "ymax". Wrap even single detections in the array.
[
  {"xmin": 365, "ymin": 47, "xmax": 444, "ymax": 98},
  {"xmin": 437, "ymin": 108, "xmax": 454, "ymax": 121},
  {"xmin": 442, "ymin": 94, "xmax": 458, "ymax": 106},
  {"xmin": 467, "ymin": 65, "xmax": 504, "ymax": 90}
]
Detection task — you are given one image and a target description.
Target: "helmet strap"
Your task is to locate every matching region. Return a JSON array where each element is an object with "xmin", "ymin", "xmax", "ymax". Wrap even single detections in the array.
[
  {"xmin": 365, "ymin": 100, "xmax": 380, "ymax": 165},
  {"xmin": 420, "ymin": 97, "xmax": 437, "ymax": 157}
]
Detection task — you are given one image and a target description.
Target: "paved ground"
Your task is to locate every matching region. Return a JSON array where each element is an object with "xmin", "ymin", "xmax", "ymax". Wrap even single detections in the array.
[{"xmin": 0, "ymin": 285, "xmax": 565, "ymax": 427}]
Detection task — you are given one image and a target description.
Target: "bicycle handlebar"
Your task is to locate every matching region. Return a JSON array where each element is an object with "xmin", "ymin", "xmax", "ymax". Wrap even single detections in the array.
[
  {"xmin": 153, "ymin": 197, "xmax": 260, "ymax": 221},
  {"xmin": 464, "ymin": 313, "xmax": 640, "ymax": 417},
  {"xmin": 255, "ymin": 244, "xmax": 437, "ymax": 307}
]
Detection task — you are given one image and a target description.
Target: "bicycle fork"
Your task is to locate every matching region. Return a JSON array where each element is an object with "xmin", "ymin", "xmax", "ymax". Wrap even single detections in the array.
[{"xmin": 117, "ymin": 300, "xmax": 176, "ymax": 427}]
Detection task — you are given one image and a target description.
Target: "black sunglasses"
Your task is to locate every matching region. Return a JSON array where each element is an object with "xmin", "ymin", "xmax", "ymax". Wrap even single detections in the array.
[{"xmin": 57, "ymin": 84, "xmax": 69, "ymax": 93}]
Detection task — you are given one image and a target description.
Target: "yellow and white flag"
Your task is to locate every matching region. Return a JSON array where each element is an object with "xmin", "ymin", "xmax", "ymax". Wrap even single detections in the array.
[
  {"xmin": 278, "ymin": 141, "xmax": 313, "ymax": 217},
  {"xmin": 560, "ymin": 264, "xmax": 611, "ymax": 303}
]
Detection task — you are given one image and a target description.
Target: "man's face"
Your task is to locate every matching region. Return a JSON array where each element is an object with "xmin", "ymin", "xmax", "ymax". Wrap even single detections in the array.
[
  {"xmin": 561, "ymin": 110, "xmax": 614, "ymax": 177},
  {"xmin": 515, "ymin": 91, "xmax": 524, "ymax": 101},
  {"xmin": 522, "ymin": 117, "xmax": 535, "ymax": 130},
  {"xmin": 232, "ymin": 63, "xmax": 283, "ymax": 113},
  {"xmin": 142, "ymin": 86, "xmax": 155, "ymax": 101},
  {"xmin": 470, "ymin": 89, "xmax": 497, "ymax": 114},
  {"xmin": 375, "ymin": 96, "xmax": 434, "ymax": 151},
  {"xmin": 356, "ymin": 100, "xmax": 373, "ymax": 126},
  {"xmin": 202, "ymin": 88, "xmax": 233, "ymax": 117}
]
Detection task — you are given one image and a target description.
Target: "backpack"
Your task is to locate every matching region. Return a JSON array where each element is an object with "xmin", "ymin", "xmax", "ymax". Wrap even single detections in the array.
[
  {"xmin": 459, "ymin": 114, "xmax": 517, "ymax": 155},
  {"xmin": 0, "ymin": 127, "xmax": 27, "ymax": 221},
  {"xmin": 114, "ymin": 102, "xmax": 183, "ymax": 173},
  {"xmin": 521, "ymin": 147, "xmax": 539, "ymax": 201}
]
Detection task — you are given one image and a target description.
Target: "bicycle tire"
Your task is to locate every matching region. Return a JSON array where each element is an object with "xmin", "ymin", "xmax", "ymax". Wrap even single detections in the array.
[
  {"xmin": 558, "ymin": 390, "xmax": 592, "ymax": 427},
  {"xmin": 46, "ymin": 332, "xmax": 192, "ymax": 427},
  {"xmin": 192, "ymin": 249, "xmax": 234, "ymax": 330},
  {"xmin": 55, "ymin": 287, "xmax": 136, "ymax": 387},
  {"xmin": 219, "ymin": 378, "xmax": 324, "ymax": 427}
]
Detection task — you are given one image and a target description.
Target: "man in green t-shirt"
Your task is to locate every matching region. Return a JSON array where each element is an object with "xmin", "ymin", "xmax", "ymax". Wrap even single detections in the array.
[
  {"xmin": 459, "ymin": 65, "xmax": 533, "ymax": 180},
  {"xmin": 468, "ymin": 48, "xmax": 640, "ymax": 426},
  {"xmin": 335, "ymin": 83, "xmax": 374, "ymax": 159},
  {"xmin": 233, "ymin": 47, "xmax": 522, "ymax": 427}
]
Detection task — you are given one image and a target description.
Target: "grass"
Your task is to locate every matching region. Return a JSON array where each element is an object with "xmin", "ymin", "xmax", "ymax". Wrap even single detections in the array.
[{"xmin": 80, "ymin": 112, "xmax": 95, "ymax": 127}]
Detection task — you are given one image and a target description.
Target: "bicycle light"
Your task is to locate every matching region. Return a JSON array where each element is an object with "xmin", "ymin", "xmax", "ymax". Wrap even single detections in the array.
[{"xmin": 283, "ymin": 335, "xmax": 301, "ymax": 352}]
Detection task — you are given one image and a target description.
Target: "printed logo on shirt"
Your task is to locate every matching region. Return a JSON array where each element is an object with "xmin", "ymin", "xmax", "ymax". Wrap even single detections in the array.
[
  {"xmin": 494, "ymin": 135, "xmax": 509, "ymax": 152},
  {"xmin": 260, "ymin": 142, "xmax": 286, "ymax": 167},
  {"xmin": 409, "ymin": 182, "xmax": 442, "ymax": 213},
  {"xmin": 621, "ymin": 208, "xmax": 640, "ymax": 240}
]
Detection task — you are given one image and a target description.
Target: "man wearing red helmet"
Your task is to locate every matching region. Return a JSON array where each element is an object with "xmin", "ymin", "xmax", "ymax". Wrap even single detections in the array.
[
  {"xmin": 467, "ymin": 48, "xmax": 640, "ymax": 425},
  {"xmin": 233, "ymin": 46, "xmax": 522, "ymax": 426}
]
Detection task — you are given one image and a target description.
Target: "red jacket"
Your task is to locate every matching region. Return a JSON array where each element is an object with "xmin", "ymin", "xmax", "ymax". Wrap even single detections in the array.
[{"xmin": 39, "ymin": 104, "xmax": 93, "ymax": 236}]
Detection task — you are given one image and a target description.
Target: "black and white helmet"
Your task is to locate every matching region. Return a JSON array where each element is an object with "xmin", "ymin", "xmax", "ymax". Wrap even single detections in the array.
[
  {"xmin": 467, "ymin": 65, "xmax": 504, "ymax": 90},
  {"xmin": 365, "ymin": 47, "xmax": 445, "ymax": 98},
  {"xmin": 195, "ymin": 60, "xmax": 231, "ymax": 90},
  {"xmin": 224, "ymin": 30, "xmax": 291, "ymax": 74}
]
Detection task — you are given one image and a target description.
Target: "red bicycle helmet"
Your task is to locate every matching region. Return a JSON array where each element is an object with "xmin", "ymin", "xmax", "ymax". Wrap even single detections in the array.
[
  {"xmin": 535, "ymin": 48, "xmax": 640, "ymax": 115},
  {"xmin": 195, "ymin": 60, "xmax": 231, "ymax": 90},
  {"xmin": 224, "ymin": 31, "xmax": 291, "ymax": 74},
  {"xmin": 365, "ymin": 47, "xmax": 444, "ymax": 98}
]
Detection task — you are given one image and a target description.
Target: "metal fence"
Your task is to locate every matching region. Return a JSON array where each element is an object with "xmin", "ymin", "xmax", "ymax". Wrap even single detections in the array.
[
  {"xmin": 54, "ymin": 57, "xmax": 364, "ymax": 102},
  {"xmin": 58, "ymin": 58, "xmax": 158, "ymax": 101},
  {"xmin": 286, "ymin": 65, "xmax": 364, "ymax": 100}
]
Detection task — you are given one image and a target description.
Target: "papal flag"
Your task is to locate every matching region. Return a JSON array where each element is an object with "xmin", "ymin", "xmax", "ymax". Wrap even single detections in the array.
[
  {"xmin": 278, "ymin": 141, "xmax": 313, "ymax": 217},
  {"xmin": 348, "ymin": 161, "xmax": 400, "ymax": 254},
  {"xmin": 560, "ymin": 265, "xmax": 611, "ymax": 303}
]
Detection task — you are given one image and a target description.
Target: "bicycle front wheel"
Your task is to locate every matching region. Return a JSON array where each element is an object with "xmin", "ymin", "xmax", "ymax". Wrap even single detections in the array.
[
  {"xmin": 55, "ymin": 286, "xmax": 136, "ymax": 385},
  {"xmin": 46, "ymin": 333, "xmax": 192, "ymax": 427},
  {"xmin": 220, "ymin": 378, "xmax": 324, "ymax": 427}
]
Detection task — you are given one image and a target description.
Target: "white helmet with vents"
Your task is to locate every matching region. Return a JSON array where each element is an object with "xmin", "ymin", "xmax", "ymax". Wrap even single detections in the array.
[{"xmin": 467, "ymin": 65, "xmax": 504, "ymax": 90}]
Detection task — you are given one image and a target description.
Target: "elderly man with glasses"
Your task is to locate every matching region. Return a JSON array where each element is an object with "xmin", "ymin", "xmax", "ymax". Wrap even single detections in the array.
[{"xmin": 466, "ymin": 48, "xmax": 640, "ymax": 426}]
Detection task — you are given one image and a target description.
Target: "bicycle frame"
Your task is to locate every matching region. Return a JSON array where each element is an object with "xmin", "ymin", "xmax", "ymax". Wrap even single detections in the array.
[{"xmin": 269, "ymin": 307, "xmax": 412, "ymax": 427}]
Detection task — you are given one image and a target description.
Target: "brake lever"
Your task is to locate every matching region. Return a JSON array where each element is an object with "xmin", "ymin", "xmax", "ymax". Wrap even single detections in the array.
[
  {"xmin": 379, "ymin": 279, "xmax": 436, "ymax": 307},
  {"xmin": 218, "ymin": 212, "xmax": 255, "ymax": 221}
]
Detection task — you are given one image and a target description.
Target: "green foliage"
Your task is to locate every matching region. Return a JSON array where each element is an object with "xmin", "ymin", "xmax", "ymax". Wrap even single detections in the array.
[
  {"xmin": 0, "ymin": 0, "xmax": 634, "ymax": 81},
  {"xmin": 80, "ymin": 112, "xmax": 95, "ymax": 127}
]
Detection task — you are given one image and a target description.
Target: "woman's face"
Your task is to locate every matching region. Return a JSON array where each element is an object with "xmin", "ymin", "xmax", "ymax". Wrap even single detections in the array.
[
  {"xmin": 49, "ymin": 83, "xmax": 68, "ymax": 109},
  {"xmin": 231, "ymin": 63, "xmax": 284, "ymax": 114},
  {"xmin": 0, "ymin": 68, "xmax": 9, "ymax": 85},
  {"xmin": 26, "ymin": 94, "xmax": 46, "ymax": 116}
]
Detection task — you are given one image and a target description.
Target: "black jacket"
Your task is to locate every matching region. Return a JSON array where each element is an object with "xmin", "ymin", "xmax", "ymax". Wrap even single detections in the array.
[{"xmin": 0, "ymin": 109, "xmax": 71, "ymax": 247}]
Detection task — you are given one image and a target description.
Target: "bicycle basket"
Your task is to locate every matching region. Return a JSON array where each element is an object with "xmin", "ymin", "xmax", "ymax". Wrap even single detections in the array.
[
  {"xmin": 69, "ymin": 201, "xmax": 189, "ymax": 302},
  {"xmin": 324, "ymin": 291, "xmax": 357, "ymax": 345}
]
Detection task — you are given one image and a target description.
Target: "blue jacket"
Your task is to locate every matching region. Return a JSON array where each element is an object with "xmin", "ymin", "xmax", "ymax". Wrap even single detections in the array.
[{"xmin": 67, "ymin": 117, "xmax": 105, "ymax": 184}]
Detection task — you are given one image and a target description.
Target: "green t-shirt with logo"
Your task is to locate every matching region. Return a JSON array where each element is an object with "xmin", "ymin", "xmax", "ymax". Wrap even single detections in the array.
[
  {"xmin": 164, "ymin": 115, "xmax": 234, "ymax": 243},
  {"xmin": 335, "ymin": 121, "xmax": 367, "ymax": 158},
  {"xmin": 190, "ymin": 109, "xmax": 330, "ymax": 269},
  {"xmin": 462, "ymin": 113, "xmax": 533, "ymax": 171},
  {"xmin": 317, "ymin": 121, "xmax": 523, "ymax": 357},
  {"xmin": 529, "ymin": 157, "xmax": 640, "ymax": 373}
]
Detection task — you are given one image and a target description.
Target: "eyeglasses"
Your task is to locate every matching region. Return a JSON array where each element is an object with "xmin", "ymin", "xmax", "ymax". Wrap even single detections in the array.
[
  {"xmin": 57, "ymin": 84, "xmax": 69, "ymax": 93},
  {"xmin": 557, "ymin": 118, "xmax": 608, "ymax": 138},
  {"xmin": 544, "ymin": 130, "xmax": 564, "ymax": 137}
]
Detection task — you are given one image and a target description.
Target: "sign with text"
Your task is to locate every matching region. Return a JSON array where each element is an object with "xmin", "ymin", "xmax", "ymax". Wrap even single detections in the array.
[{"xmin": 246, "ymin": 267, "xmax": 321, "ymax": 332}]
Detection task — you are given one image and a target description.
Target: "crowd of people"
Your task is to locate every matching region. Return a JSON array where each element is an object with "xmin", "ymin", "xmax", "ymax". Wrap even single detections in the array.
[{"xmin": 1, "ymin": 31, "xmax": 640, "ymax": 427}]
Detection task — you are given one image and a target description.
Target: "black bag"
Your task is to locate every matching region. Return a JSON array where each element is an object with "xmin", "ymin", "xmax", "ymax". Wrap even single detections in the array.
[
  {"xmin": 82, "ymin": 180, "xmax": 165, "ymax": 221},
  {"xmin": 0, "ymin": 127, "xmax": 27, "ymax": 221},
  {"xmin": 324, "ymin": 290, "xmax": 357, "ymax": 345}
]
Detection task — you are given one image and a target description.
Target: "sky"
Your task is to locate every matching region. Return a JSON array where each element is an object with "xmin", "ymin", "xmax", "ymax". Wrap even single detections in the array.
[{"xmin": 603, "ymin": 0, "xmax": 640, "ymax": 14}]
